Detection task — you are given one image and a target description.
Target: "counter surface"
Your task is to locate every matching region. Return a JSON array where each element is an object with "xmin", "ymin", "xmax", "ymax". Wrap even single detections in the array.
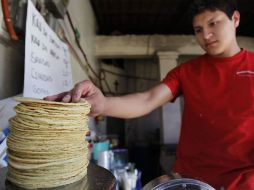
[{"xmin": 0, "ymin": 163, "xmax": 116, "ymax": 190}]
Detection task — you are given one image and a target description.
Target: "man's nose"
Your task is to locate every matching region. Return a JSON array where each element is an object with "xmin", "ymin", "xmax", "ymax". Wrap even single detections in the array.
[{"xmin": 203, "ymin": 29, "xmax": 213, "ymax": 40}]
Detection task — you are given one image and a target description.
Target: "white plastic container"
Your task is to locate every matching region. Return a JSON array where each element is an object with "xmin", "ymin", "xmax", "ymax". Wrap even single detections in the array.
[{"xmin": 143, "ymin": 175, "xmax": 215, "ymax": 190}]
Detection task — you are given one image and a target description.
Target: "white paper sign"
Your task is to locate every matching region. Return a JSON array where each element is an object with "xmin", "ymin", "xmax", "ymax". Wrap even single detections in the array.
[{"xmin": 24, "ymin": 0, "xmax": 73, "ymax": 98}]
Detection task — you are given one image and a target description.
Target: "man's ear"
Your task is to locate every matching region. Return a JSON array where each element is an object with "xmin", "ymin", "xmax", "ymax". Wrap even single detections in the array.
[{"xmin": 232, "ymin": 10, "xmax": 240, "ymax": 28}]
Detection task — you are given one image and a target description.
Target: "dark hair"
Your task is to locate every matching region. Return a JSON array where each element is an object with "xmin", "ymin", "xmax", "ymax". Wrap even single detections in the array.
[{"xmin": 189, "ymin": 0, "xmax": 238, "ymax": 21}]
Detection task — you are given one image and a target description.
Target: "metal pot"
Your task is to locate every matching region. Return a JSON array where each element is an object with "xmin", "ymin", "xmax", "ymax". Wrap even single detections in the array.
[{"xmin": 143, "ymin": 174, "xmax": 216, "ymax": 190}]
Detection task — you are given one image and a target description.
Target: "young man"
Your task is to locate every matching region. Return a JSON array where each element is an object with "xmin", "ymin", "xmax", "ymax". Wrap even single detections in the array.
[{"xmin": 45, "ymin": 0, "xmax": 254, "ymax": 189}]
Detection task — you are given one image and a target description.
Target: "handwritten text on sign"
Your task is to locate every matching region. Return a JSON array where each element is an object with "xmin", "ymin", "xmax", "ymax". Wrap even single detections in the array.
[{"xmin": 24, "ymin": 0, "xmax": 73, "ymax": 98}]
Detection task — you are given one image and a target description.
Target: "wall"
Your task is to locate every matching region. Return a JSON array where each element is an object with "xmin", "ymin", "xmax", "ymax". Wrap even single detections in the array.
[
  {"xmin": 95, "ymin": 35, "xmax": 254, "ymax": 58},
  {"xmin": 64, "ymin": 0, "xmax": 98, "ymax": 84},
  {"xmin": 0, "ymin": 46, "xmax": 24, "ymax": 99}
]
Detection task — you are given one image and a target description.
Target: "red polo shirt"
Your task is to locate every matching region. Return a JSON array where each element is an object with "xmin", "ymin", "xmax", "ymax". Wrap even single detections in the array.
[{"xmin": 162, "ymin": 49, "xmax": 254, "ymax": 190}]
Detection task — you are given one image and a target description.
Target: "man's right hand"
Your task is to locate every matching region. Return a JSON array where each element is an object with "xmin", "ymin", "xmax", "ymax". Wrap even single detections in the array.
[
  {"xmin": 44, "ymin": 80, "xmax": 105, "ymax": 117},
  {"xmin": 45, "ymin": 80, "xmax": 173, "ymax": 119}
]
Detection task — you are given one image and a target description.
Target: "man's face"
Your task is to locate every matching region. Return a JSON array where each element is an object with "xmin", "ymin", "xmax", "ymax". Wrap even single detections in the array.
[{"xmin": 193, "ymin": 10, "xmax": 240, "ymax": 57}]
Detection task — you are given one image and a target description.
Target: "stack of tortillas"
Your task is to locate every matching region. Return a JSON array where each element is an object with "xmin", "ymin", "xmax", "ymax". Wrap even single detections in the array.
[{"xmin": 6, "ymin": 97, "xmax": 91, "ymax": 189}]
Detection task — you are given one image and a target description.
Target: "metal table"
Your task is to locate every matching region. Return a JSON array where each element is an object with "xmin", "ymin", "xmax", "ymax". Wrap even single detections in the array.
[{"xmin": 0, "ymin": 163, "xmax": 116, "ymax": 190}]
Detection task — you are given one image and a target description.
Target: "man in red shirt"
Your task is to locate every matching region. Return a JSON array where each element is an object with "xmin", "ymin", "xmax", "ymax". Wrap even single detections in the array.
[{"xmin": 46, "ymin": 0, "xmax": 254, "ymax": 189}]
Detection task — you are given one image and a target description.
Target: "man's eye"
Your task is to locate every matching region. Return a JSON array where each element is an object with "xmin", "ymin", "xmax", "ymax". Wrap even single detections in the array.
[
  {"xmin": 194, "ymin": 29, "xmax": 202, "ymax": 33},
  {"xmin": 210, "ymin": 21, "xmax": 219, "ymax": 26}
]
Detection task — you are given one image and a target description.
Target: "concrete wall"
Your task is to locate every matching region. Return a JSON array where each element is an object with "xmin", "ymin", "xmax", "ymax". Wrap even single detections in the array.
[
  {"xmin": 64, "ymin": 0, "xmax": 98, "ymax": 84},
  {"xmin": 0, "ymin": 46, "xmax": 24, "ymax": 99},
  {"xmin": 95, "ymin": 35, "xmax": 254, "ymax": 59}
]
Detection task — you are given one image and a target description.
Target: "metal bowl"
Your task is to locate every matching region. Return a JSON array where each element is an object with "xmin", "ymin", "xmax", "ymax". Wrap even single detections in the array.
[{"xmin": 143, "ymin": 174, "xmax": 216, "ymax": 190}]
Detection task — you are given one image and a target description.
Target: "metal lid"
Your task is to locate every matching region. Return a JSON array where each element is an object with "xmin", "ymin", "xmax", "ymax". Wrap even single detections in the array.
[{"xmin": 143, "ymin": 175, "xmax": 216, "ymax": 190}]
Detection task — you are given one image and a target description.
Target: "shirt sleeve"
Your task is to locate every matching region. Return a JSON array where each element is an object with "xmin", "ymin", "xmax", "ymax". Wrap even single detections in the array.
[{"xmin": 162, "ymin": 65, "xmax": 182, "ymax": 101}]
